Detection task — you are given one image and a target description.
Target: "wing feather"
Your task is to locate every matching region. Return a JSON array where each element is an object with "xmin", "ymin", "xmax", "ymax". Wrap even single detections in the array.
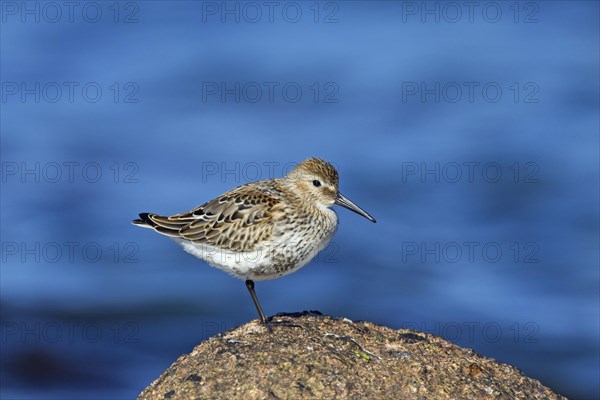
[{"xmin": 134, "ymin": 183, "xmax": 283, "ymax": 252}]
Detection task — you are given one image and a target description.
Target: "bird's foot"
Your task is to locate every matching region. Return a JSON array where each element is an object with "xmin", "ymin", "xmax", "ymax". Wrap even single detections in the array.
[{"xmin": 258, "ymin": 315, "xmax": 303, "ymax": 332}]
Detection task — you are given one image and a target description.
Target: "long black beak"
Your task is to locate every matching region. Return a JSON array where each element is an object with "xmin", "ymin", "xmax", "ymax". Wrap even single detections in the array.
[{"xmin": 335, "ymin": 192, "xmax": 376, "ymax": 223}]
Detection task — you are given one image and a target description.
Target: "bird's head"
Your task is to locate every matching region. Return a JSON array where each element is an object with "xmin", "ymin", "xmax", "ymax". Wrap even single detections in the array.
[{"xmin": 286, "ymin": 158, "xmax": 376, "ymax": 223}]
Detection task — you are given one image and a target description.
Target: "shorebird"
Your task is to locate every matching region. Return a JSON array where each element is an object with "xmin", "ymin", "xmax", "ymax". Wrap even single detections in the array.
[{"xmin": 132, "ymin": 158, "xmax": 376, "ymax": 323}]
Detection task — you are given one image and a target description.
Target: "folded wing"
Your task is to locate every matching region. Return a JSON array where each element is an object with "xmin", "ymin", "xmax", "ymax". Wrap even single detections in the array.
[{"xmin": 132, "ymin": 185, "xmax": 282, "ymax": 252}]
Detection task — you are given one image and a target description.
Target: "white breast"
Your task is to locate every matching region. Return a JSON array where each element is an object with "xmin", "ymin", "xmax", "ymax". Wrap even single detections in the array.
[{"xmin": 174, "ymin": 208, "xmax": 338, "ymax": 281}]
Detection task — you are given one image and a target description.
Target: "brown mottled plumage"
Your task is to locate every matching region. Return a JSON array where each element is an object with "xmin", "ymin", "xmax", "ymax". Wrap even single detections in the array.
[
  {"xmin": 133, "ymin": 158, "xmax": 375, "ymax": 323},
  {"xmin": 137, "ymin": 182, "xmax": 282, "ymax": 252}
]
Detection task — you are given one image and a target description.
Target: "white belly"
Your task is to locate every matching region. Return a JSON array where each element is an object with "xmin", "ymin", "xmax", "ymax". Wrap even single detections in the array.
[{"xmin": 174, "ymin": 210, "xmax": 337, "ymax": 281}]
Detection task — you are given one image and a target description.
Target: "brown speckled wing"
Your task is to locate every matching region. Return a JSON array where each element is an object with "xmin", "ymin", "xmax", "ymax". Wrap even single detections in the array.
[{"xmin": 139, "ymin": 183, "xmax": 283, "ymax": 252}]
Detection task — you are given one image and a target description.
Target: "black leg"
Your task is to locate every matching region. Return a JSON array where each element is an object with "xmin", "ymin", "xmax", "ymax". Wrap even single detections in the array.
[{"xmin": 245, "ymin": 279, "xmax": 267, "ymax": 323}]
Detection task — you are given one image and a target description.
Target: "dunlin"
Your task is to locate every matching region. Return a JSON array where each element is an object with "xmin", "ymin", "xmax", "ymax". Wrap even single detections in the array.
[{"xmin": 132, "ymin": 158, "xmax": 376, "ymax": 323}]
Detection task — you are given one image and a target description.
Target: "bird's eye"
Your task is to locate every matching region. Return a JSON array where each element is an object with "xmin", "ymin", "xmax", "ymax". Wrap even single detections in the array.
[{"xmin": 312, "ymin": 180, "xmax": 322, "ymax": 187}]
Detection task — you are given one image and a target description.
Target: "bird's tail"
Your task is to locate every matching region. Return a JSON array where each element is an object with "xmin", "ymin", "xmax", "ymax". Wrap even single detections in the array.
[
  {"xmin": 132, "ymin": 212, "xmax": 186, "ymax": 237},
  {"xmin": 132, "ymin": 212, "xmax": 154, "ymax": 228}
]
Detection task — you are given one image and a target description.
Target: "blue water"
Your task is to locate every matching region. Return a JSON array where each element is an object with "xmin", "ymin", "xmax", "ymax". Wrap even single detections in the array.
[{"xmin": 1, "ymin": 1, "xmax": 598, "ymax": 398}]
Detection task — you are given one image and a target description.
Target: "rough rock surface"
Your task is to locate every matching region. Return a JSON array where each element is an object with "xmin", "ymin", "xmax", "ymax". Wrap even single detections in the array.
[{"xmin": 138, "ymin": 312, "xmax": 564, "ymax": 400}]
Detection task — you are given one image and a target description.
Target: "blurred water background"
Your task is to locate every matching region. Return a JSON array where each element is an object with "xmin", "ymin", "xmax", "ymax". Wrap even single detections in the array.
[{"xmin": 1, "ymin": 1, "xmax": 598, "ymax": 398}]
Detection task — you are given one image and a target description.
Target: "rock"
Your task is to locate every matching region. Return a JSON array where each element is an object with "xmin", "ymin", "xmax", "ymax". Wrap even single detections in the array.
[{"xmin": 138, "ymin": 312, "xmax": 565, "ymax": 399}]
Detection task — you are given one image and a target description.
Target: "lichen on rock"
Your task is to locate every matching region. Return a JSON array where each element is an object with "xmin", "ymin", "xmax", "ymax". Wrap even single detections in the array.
[{"xmin": 138, "ymin": 312, "xmax": 565, "ymax": 400}]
